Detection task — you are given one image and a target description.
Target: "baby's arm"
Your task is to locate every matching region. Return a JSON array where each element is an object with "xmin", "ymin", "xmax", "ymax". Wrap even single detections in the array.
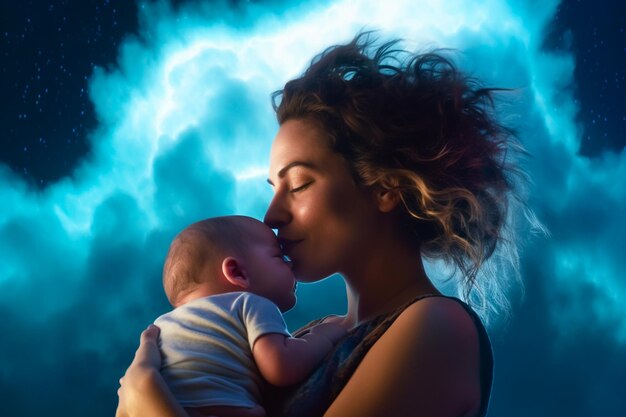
[{"xmin": 252, "ymin": 322, "xmax": 347, "ymax": 387}]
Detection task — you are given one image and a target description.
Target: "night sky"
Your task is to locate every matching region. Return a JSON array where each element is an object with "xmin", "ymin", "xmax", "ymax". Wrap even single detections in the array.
[{"xmin": 1, "ymin": 1, "xmax": 625, "ymax": 416}]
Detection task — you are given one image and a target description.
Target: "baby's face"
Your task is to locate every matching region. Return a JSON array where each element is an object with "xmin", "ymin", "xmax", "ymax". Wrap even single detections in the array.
[{"xmin": 241, "ymin": 220, "xmax": 297, "ymax": 312}]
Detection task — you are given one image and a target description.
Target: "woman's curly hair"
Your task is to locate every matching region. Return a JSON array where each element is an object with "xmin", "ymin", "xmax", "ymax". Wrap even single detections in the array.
[{"xmin": 272, "ymin": 32, "xmax": 531, "ymax": 319}]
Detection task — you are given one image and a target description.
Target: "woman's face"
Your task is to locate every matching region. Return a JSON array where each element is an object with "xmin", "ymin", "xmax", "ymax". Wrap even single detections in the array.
[{"xmin": 264, "ymin": 118, "xmax": 380, "ymax": 282}]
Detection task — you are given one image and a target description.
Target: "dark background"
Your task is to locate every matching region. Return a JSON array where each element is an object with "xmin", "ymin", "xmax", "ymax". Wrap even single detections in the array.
[{"xmin": 2, "ymin": 0, "xmax": 624, "ymax": 187}]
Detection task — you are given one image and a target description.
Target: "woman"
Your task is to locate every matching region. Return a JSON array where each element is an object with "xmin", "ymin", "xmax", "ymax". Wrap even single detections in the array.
[{"xmin": 118, "ymin": 33, "xmax": 523, "ymax": 417}]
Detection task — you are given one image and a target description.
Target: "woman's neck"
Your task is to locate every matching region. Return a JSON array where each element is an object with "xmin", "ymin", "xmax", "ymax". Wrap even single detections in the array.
[{"xmin": 341, "ymin": 243, "xmax": 440, "ymax": 327}]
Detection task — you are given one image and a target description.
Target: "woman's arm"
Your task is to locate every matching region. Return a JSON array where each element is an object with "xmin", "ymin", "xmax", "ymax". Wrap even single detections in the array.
[
  {"xmin": 252, "ymin": 322, "xmax": 347, "ymax": 387},
  {"xmin": 116, "ymin": 325, "xmax": 190, "ymax": 417},
  {"xmin": 322, "ymin": 297, "xmax": 482, "ymax": 417}
]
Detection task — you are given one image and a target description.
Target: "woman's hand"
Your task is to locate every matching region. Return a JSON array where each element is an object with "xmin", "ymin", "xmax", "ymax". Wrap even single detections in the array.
[
  {"xmin": 129, "ymin": 324, "xmax": 163, "ymax": 371},
  {"xmin": 116, "ymin": 324, "xmax": 162, "ymax": 416},
  {"xmin": 116, "ymin": 325, "xmax": 188, "ymax": 417}
]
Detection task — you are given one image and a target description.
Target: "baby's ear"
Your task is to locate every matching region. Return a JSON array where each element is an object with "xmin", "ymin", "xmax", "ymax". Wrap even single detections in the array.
[{"xmin": 222, "ymin": 257, "xmax": 250, "ymax": 289}]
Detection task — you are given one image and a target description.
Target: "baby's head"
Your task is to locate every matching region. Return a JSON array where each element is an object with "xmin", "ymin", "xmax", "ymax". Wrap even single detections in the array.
[{"xmin": 163, "ymin": 215, "xmax": 296, "ymax": 312}]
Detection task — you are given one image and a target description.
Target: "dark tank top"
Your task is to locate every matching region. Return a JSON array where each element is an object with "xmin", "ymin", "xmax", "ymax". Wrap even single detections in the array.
[{"xmin": 263, "ymin": 294, "xmax": 493, "ymax": 417}]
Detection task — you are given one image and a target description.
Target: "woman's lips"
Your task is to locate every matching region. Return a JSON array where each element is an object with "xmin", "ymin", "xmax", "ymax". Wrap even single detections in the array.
[{"xmin": 278, "ymin": 238, "xmax": 303, "ymax": 256}]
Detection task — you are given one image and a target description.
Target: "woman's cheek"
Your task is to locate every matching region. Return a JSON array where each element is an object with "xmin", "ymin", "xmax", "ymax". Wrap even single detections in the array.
[{"xmin": 296, "ymin": 194, "xmax": 317, "ymax": 226}]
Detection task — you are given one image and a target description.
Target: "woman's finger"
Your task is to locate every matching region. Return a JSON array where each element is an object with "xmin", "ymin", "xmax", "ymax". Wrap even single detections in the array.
[
  {"xmin": 116, "ymin": 380, "xmax": 128, "ymax": 416},
  {"xmin": 141, "ymin": 324, "xmax": 160, "ymax": 343},
  {"xmin": 115, "ymin": 402, "xmax": 128, "ymax": 417},
  {"xmin": 131, "ymin": 324, "xmax": 163, "ymax": 369},
  {"xmin": 115, "ymin": 324, "xmax": 162, "ymax": 417}
]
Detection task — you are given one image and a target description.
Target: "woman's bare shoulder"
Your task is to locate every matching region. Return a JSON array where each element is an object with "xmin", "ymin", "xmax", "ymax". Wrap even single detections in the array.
[
  {"xmin": 384, "ymin": 296, "xmax": 481, "ymax": 384},
  {"xmin": 323, "ymin": 296, "xmax": 481, "ymax": 417},
  {"xmin": 394, "ymin": 296, "xmax": 479, "ymax": 342}
]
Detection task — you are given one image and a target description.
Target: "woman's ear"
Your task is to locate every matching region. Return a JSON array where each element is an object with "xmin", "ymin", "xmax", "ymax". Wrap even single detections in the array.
[
  {"xmin": 375, "ymin": 188, "xmax": 401, "ymax": 213},
  {"xmin": 222, "ymin": 257, "xmax": 250, "ymax": 289}
]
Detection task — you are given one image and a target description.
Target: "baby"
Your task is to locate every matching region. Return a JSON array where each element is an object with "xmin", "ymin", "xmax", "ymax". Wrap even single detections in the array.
[{"xmin": 154, "ymin": 215, "xmax": 347, "ymax": 417}]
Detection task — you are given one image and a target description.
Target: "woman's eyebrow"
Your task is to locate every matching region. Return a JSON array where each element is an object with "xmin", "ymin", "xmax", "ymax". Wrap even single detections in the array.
[{"xmin": 267, "ymin": 161, "xmax": 316, "ymax": 185}]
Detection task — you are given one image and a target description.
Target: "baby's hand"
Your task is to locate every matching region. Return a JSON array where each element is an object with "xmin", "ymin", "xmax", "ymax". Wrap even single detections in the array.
[
  {"xmin": 308, "ymin": 321, "xmax": 348, "ymax": 344},
  {"xmin": 321, "ymin": 314, "xmax": 355, "ymax": 331},
  {"xmin": 321, "ymin": 314, "xmax": 345, "ymax": 326}
]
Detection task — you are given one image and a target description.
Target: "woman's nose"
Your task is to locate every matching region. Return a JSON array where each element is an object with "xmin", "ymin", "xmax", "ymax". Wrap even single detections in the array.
[{"xmin": 263, "ymin": 194, "xmax": 291, "ymax": 229}]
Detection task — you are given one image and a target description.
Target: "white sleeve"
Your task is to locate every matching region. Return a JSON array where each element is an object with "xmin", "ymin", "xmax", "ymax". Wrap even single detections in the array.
[{"xmin": 240, "ymin": 293, "xmax": 291, "ymax": 348}]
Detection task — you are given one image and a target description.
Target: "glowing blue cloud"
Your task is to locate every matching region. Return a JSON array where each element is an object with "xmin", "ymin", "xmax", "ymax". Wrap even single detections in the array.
[{"xmin": 0, "ymin": 0, "xmax": 624, "ymax": 416}]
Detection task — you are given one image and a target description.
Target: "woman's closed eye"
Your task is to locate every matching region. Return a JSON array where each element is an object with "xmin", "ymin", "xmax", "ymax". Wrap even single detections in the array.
[{"xmin": 290, "ymin": 181, "xmax": 313, "ymax": 193}]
